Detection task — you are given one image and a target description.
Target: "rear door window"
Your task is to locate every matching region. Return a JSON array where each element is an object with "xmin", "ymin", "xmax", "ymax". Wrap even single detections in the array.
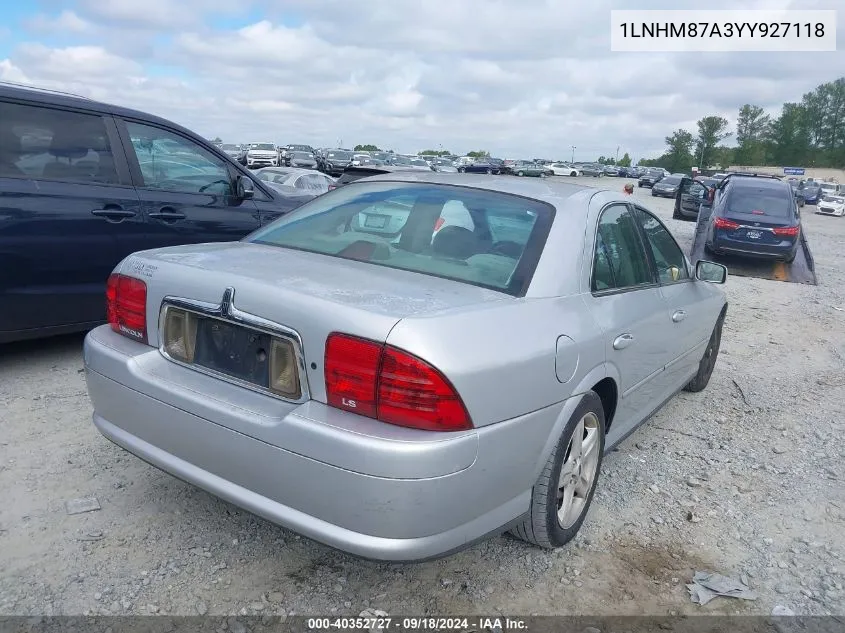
[
  {"xmin": 0, "ymin": 101, "xmax": 118, "ymax": 183},
  {"xmin": 592, "ymin": 204, "xmax": 654, "ymax": 292}
]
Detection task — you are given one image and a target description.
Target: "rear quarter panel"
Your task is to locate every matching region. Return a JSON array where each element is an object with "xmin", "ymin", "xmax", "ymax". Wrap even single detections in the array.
[{"xmin": 385, "ymin": 296, "xmax": 606, "ymax": 428}]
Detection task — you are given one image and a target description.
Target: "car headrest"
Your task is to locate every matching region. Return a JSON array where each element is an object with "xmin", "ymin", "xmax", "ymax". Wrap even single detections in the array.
[
  {"xmin": 431, "ymin": 225, "xmax": 479, "ymax": 260},
  {"xmin": 49, "ymin": 127, "xmax": 91, "ymax": 160}
]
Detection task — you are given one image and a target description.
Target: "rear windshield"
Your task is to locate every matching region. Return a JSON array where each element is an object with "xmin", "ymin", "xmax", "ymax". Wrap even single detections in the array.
[
  {"xmin": 247, "ymin": 182, "xmax": 554, "ymax": 296},
  {"xmin": 728, "ymin": 188, "xmax": 793, "ymax": 217},
  {"xmin": 257, "ymin": 170, "xmax": 290, "ymax": 183}
]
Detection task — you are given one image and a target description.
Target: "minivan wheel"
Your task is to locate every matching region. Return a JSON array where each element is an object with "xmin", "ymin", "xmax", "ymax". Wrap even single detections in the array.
[
  {"xmin": 684, "ymin": 313, "xmax": 724, "ymax": 393},
  {"xmin": 511, "ymin": 391, "xmax": 605, "ymax": 549}
]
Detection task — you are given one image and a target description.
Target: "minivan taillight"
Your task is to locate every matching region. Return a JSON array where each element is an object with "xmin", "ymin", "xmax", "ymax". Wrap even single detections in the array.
[
  {"xmin": 324, "ymin": 332, "xmax": 473, "ymax": 432},
  {"xmin": 106, "ymin": 273, "xmax": 147, "ymax": 343}
]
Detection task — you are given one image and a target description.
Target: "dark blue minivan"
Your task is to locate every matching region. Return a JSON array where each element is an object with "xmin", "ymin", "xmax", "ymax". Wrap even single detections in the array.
[{"xmin": 0, "ymin": 83, "xmax": 315, "ymax": 344}]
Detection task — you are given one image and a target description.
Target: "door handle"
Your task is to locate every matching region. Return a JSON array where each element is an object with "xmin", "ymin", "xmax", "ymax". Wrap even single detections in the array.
[
  {"xmin": 148, "ymin": 210, "xmax": 187, "ymax": 222},
  {"xmin": 672, "ymin": 310, "xmax": 687, "ymax": 323},
  {"xmin": 612, "ymin": 334, "xmax": 634, "ymax": 350},
  {"xmin": 91, "ymin": 208, "xmax": 136, "ymax": 219}
]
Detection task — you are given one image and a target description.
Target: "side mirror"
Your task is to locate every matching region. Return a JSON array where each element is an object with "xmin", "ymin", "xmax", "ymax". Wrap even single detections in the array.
[
  {"xmin": 695, "ymin": 260, "xmax": 727, "ymax": 284},
  {"xmin": 236, "ymin": 175, "xmax": 255, "ymax": 200}
]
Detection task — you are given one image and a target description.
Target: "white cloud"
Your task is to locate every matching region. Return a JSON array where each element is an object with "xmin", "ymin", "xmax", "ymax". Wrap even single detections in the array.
[
  {"xmin": 2, "ymin": 0, "xmax": 844, "ymax": 160},
  {"xmin": 24, "ymin": 10, "xmax": 93, "ymax": 34}
]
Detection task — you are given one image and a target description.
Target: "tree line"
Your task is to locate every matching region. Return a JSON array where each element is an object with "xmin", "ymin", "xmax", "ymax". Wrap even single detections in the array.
[{"xmin": 639, "ymin": 76, "xmax": 845, "ymax": 173}]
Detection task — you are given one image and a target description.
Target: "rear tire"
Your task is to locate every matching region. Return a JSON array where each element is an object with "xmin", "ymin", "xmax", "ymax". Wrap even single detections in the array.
[
  {"xmin": 511, "ymin": 391, "xmax": 605, "ymax": 549},
  {"xmin": 684, "ymin": 313, "xmax": 724, "ymax": 392},
  {"xmin": 518, "ymin": 171, "xmax": 524, "ymax": 177},
  {"xmin": 785, "ymin": 249, "xmax": 797, "ymax": 264}
]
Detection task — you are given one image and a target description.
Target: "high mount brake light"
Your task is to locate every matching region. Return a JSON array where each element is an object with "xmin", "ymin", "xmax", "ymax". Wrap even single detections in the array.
[
  {"xmin": 106, "ymin": 273, "xmax": 147, "ymax": 343},
  {"xmin": 324, "ymin": 332, "xmax": 473, "ymax": 432}
]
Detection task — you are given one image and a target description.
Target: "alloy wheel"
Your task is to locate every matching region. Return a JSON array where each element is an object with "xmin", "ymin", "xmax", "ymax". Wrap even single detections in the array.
[{"xmin": 557, "ymin": 412, "xmax": 601, "ymax": 529}]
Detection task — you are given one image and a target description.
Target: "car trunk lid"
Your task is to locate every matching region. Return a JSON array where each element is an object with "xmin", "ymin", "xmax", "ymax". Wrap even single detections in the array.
[{"xmin": 119, "ymin": 241, "xmax": 508, "ymax": 405}]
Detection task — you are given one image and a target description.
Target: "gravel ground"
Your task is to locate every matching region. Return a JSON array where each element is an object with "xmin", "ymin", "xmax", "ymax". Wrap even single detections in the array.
[{"xmin": 1, "ymin": 176, "xmax": 843, "ymax": 618}]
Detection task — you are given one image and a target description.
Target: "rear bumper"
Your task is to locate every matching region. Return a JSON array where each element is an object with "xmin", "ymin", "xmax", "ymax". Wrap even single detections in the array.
[
  {"xmin": 711, "ymin": 233, "xmax": 797, "ymax": 259},
  {"xmin": 83, "ymin": 326, "xmax": 558, "ymax": 561}
]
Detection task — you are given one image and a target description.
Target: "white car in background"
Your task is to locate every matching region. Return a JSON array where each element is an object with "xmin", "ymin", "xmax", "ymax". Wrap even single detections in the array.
[
  {"xmin": 817, "ymin": 194, "xmax": 845, "ymax": 217},
  {"xmin": 246, "ymin": 143, "xmax": 279, "ymax": 168},
  {"xmin": 818, "ymin": 181, "xmax": 841, "ymax": 196},
  {"xmin": 549, "ymin": 162, "xmax": 581, "ymax": 177}
]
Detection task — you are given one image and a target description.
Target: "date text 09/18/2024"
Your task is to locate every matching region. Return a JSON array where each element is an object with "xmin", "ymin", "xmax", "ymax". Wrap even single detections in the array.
[{"xmin": 306, "ymin": 616, "xmax": 528, "ymax": 631}]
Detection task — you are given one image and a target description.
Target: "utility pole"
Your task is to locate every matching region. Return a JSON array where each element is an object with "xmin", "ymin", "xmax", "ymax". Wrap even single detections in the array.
[
  {"xmin": 571, "ymin": 145, "xmax": 576, "ymax": 162},
  {"xmin": 616, "ymin": 145, "xmax": 620, "ymax": 164}
]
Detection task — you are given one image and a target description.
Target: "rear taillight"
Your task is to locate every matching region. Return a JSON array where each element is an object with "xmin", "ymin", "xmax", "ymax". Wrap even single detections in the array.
[
  {"xmin": 714, "ymin": 217, "xmax": 740, "ymax": 230},
  {"xmin": 433, "ymin": 217, "xmax": 445, "ymax": 232},
  {"xmin": 106, "ymin": 273, "xmax": 147, "ymax": 343},
  {"xmin": 324, "ymin": 332, "xmax": 473, "ymax": 432},
  {"xmin": 773, "ymin": 225, "xmax": 800, "ymax": 237},
  {"xmin": 328, "ymin": 184, "xmax": 337, "ymax": 190}
]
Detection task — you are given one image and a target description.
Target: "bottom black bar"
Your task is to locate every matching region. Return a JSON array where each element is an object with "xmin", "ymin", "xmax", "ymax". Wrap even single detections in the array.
[{"xmin": 0, "ymin": 616, "xmax": 843, "ymax": 633}]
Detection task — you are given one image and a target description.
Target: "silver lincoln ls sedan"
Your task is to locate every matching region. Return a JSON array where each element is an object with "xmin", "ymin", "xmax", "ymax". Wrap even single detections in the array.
[{"xmin": 84, "ymin": 172, "xmax": 728, "ymax": 561}]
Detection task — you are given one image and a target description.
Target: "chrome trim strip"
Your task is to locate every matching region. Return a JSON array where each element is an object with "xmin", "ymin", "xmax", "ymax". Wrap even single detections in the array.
[
  {"xmin": 732, "ymin": 224, "xmax": 775, "ymax": 232},
  {"xmin": 157, "ymin": 290, "xmax": 310, "ymax": 404}
]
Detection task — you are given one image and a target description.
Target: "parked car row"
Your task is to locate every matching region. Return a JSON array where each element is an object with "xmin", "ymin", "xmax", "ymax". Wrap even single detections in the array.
[{"xmin": 216, "ymin": 139, "xmax": 661, "ymax": 184}]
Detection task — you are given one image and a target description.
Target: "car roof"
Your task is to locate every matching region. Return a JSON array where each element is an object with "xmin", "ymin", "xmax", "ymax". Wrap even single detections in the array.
[
  {"xmin": 351, "ymin": 171, "xmax": 607, "ymax": 209},
  {"xmin": 728, "ymin": 176, "xmax": 790, "ymax": 191},
  {"xmin": 0, "ymin": 82, "xmax": 209, "ymax": 139}
]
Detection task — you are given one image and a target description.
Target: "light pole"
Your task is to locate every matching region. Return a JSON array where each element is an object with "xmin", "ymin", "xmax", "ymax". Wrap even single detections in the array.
[
  {"xmin": 571, "ymin": 145, "xmax": 576, "ymax": 163},
  {"xmin": 616, "ymin": 145, "xmax": 620, "ymax": 164}
]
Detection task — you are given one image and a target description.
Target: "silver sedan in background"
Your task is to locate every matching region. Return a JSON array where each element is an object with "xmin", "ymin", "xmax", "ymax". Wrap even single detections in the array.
[
  {"xmin": 254, "ymin": 167, "xmax": 336, "ymax": 194},
  {"xmin": 83, "ymin": 173, "xmax": 727, "ymax": 561}
]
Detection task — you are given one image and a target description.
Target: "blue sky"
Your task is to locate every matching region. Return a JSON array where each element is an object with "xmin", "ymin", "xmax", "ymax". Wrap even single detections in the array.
[{"xmin": 1, "ymin": 0, "xmax": 842, "ymax": 159}]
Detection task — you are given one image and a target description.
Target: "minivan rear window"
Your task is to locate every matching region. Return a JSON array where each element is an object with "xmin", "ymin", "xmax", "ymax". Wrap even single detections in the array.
[
  {"xmin": 728, "ymin": 188, "xmax": 792, "ymax": 217},
  {"xmin": 247, "ymin": 182, "xmax": 554, "ymax": 296}
]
